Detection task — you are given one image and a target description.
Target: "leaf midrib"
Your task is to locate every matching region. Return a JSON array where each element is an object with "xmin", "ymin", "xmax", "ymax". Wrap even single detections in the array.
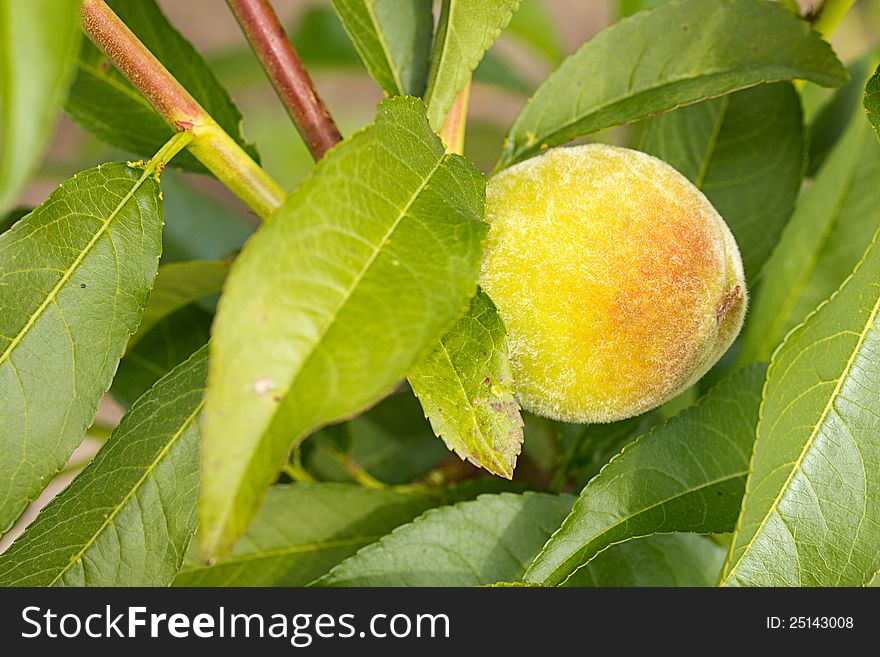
[
  {"xmin": 507, "ymin": 69, "xmax": 823, "ymax": 166},
  {"xmin": 722, "ymin": 277, "xmax": 880, "ymax": 584},
  {"xmin": 48, "ymin": 399, "xmax": 204, "ymax": 586},
  {"xmin": 694, "ymin": 94, "xmax": 730, "ymax": 189},
  {"xmin": 432, "ymin": 338, "xmax": 512, "ymax": 477},
  {"xmin": 755, "ymin": 136, "xmax": 865, "ymax": 359},
  {"xmin": 0, "ymin": 166, "xmax": 153, "ymax": 369},
  {"xmin": 362, "ymin": 0, "xmax": 405, "ymax": 95},
  {"xmin": 534, "ymin": 470, "xmax": 746, "ymax": 585},
  {"xmin": 216, "ymin": 152, "xmax": 448, "ymax": 538}
]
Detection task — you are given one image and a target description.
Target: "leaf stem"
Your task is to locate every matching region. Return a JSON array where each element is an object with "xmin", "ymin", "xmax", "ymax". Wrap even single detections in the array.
[
  {"xmin": 145, "ymin": 130, "xmax": 194, "ymax": 174},
  {"xmin": 438, "ymin": 79, "xmax": 471, "ymax": 155},
  {"xmin": 226, "ymin": 0, "xmax": 343, "ymax": 160},
  {"xmin": 80, "ymin": 0, "xmax": 286, "ymax": 219},
  {"xmin": 810, "ymin": 0, "xmax": 856, "ymax": 38}
]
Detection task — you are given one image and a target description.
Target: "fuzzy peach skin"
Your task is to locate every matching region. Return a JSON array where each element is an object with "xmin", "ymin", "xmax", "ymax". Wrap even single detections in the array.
[{"xmin": 480, "ymin": 144, "xmax": 747, "ymax": 423}]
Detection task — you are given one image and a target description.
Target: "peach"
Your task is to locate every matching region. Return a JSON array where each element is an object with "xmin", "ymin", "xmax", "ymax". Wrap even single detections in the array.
[{"xmin": 481, "ymin": 144, "xmax": 747, "ymax": 423}]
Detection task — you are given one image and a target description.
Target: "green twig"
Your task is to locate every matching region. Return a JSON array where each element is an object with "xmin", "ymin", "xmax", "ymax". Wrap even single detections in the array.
[
  {"xmin": 80, "ymin": 0, "xmax": 286, "ymax": 219},
  {"xmin": 809, "ymin": 0, "xmax": 857, "ymax": 38}
]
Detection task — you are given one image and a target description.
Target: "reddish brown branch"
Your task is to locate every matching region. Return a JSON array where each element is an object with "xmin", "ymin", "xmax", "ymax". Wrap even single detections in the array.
[{"xmin": 226, "ymin": 0, "xmax": 343, "ymax": 160}]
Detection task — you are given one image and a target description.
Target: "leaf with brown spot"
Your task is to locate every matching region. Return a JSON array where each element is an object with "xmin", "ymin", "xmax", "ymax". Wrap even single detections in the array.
[{"xmin": 408, "ymin": 290, "xmax": 524, "ymax": 478}]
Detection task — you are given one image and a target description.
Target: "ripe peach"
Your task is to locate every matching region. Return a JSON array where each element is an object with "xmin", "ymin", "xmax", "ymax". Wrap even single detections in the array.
[{"xmin": 481, "ymin": 144, "xmax": 747, "ymax": 423}]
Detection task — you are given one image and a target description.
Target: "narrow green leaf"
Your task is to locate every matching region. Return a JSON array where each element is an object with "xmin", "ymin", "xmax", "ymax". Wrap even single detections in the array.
[
  {"xmin": 409, "ymin": 291, "xmax": 523, "ymax": 479},
  {"xmin": 330, "ymin": 0, "xmax": 433, "ymax": 97},
  {"xmin": 498, "ymin": 0, "xmax": 847, "ymax": 169},
  {"xmin": 722, "ymin": 231, "xmax": 880, "ymax": 587},
  {"xmin": 641, "ymin": 83, "xmax": 805, "ymax": 280},
  {"xmin": 737, "ymin": 111, "xmax": 880, "ymax": 366},
  {"xmin": 111, "ymin": 304, "xmax": 212, "ymax": 410},
  {"xmin": 316, "ymin": 492, "xmax": 574, "ymax": 586},
  {"xmin": 65, "ymin": 0, "xmax": 257, "ymax": 173},
  {"xmin": 0, "ymin": 0, "xmax": 81, "ymax": 214},
  {"xmin": 424, "ymin": 0, "xmax": 521, "ymax": 129},
  {"xmin": 200, "ymin": 97, "xmax": 487, "ymax": 559},
  {"xmin": 130, "ymin": 260, "xmax": 229, "ymax": 348},
  {"xmin": 866, "ymin": 63, "xmax": 880, "ymax": 140},
  {"xmin": 524, "ymin": 364, "xmax": 766, "ymax": 586},
  {"xmin": 175, "ymin": 484, "xmax": 431, "ymax": 586},
  {"xmin": 564, "ymin": 534, "xmax": 726, "ymax": 587},
  {"xmin": 0, "ymin": 347, "xmax": 206, "ymax": 586},
  {"xmin": 0, "ymin": 163, "xmax": 163, "ymax": 533}
]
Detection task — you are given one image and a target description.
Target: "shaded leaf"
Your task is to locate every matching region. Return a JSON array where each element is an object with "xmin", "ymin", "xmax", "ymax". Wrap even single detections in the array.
[
  {"xmin": 200, "ymin": 97, "xmax": 487, "ymax": 558},
  {"xmin": 722, "ymin": 230, "xmax": 880, "ymax": 587},
  {"xmin": 498, "ymin": 0, "xmax": 847, "ymax": 169},
  {"xmin": 641, "ymin": 83, "xmax": 804, "ymax": 280},
  {"xmin": 737, "ymin": 111, "xmax": 880, "ymax": 366},
  {"xmin": 65, "ymin": 0, "xmax": 257, "ymax": 173},
  {"xmin": 316, "ymin": 492, "xmax": 574, "ymax": 586},
  {"xmin": 330, "ymin": 0, "xmax": 433, "ymax": 97},
  {"xmin": 160, "ymin": 172, "xmax": 255, "ymax": 263},
  {"xmin": 111, "ymin": 304, "xmax": 213, "ymax": 409},
  {"xmin": 130, "ymin": 260, "xmax": 228, "ymax": 348},
  {"xmin": 0, "ymin": 0, "xmax": 81, "ymax": 214},
  {"xmin": 524, "ymin": 365, "xmax": 766, "ymax": 586},
  {"xmin": 564, "ymin": 534, "xmax": 726, "ymax": 587},
  {"xmin": 424, "ymin": 0, "xmax": 521, "ymax": 129},
  {"xmin": 0, "ymin": 208, "xmax": 30, "ymax": 236},
  {"xmin": 175, "ymin": 484, "xmax": 431, "ymax": 586},
  {"xmin": 0, "ymin": 347, "xmax": 206, "ymax": 586},
  {"xmin": 409, "ymin": 290, "xmax": 523, "ymax": 479},
  {"xmin": 0, "ymin": 163, "xmax": 163, "ymax": 532},
  {"xmin": 305, "ymin": 386, "xmax": 450, "ymax": 485}
]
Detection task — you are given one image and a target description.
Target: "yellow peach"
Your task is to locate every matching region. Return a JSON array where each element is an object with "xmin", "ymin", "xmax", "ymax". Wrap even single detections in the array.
[{"xmin": 481, "ymin": 144, "xmax": 747, "ymax": 423}]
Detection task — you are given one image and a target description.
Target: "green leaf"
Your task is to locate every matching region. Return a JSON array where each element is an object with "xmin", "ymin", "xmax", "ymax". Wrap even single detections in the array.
[
  {"xmin": 722, "ymin": 230, "xmax": 880, "ymax": 587},
  {"xmin": 305, "ymin": 386, "xmax": 450, "ymax": 485},
  {"xmin": 0, "ymin": 347, "xmax": 206, "ymax": 586},
  {"xmin": 111, "ymin": 304, "xmax": 213, "ymax": 409},
  {"xmin": 316, "ymin": 492, "xmax": 574, "ymax": 586},
  {"xmin": 0, "ymin": 0, "xmax": 81, "ymax": 214},
  {"xmin": 424, "ymin": 0, "xmax": 521, "ymax": 129},
  {"xmin": 65, "ymin": 0, "xmax": 257, "ymax": 173},
  {"xmin": 737, "ymin": 111, "xmax": 880, "ymax": 366},
  {"xmin": 640, "ymin": 83, "xmax": 804, "ymax": 280},
  {"xmin": 564, "ymin": 534, "xmax": 726, "ymax": 587},
  {"xmin": 130, "ymin": 260, "xmax": 228, "ymax": 348},
  {"xmin": 175, "ymin": 484, "xmax": 431, "ymax": 586},
  {"xmin": 498, "ymin": 0, "xmax": 847, "ymax": 169},
  {"xmin": 506, "ymin": 0, "xmax": 566, "ymax": 64},
  {"xmin": 0, "ymin": 162, "xmax": 163, "ymax": 533},
  {"xmin": 408, "ymin": 290, "xmax": 523, "ymax": 479},
  {"xmin": 200, "ymin": 97, "xmax": 487, "ymax": 559},
  {"xmin": 866, "ymin": 63, "xmax": 880, "ymax": 140},
  {"xmin": 523, "ymin": 364, "xmax": 766, "ymax": 586},
  {"xmin": 330, "ymin": 0, "xmax": 433, "ymax": 97}
]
